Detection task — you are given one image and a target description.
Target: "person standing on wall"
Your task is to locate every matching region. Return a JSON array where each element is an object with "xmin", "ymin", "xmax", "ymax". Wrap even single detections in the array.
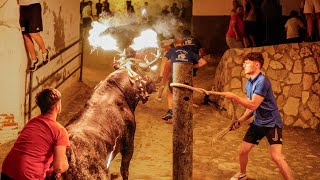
[
  {"xmin": 216, "ymin": 52, "xmax": 294, "ymax": 180},
  {"xmin": 302, "ymin": 0, "xmax": 320, "ymax": 41},
  {"xmin": 226, "ymin": 5, "xmax": 246, "ymax": 48},
  {"xmin": 19, "ymin": 0, "xmax": 49, "ymax": 72},
  {"xmin": 1, "ymin": 88, "xmax": 69, "ymax": 180}
]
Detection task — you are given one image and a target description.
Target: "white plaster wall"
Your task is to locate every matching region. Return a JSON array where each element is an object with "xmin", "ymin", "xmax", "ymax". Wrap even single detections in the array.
[
  {"xmin": 280, "ymin": 0, "xmax": 301, "ymax": 16},
  {"xmin": 0, "ymin": 0, "xmax": 28, "ymax": 143},
  {"xmin": 0, "ymin": 0, "xmax": 81, "ymax": 144}
]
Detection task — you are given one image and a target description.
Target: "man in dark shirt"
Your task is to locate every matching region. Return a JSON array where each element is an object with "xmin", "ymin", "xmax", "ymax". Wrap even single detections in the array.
[
  {"xmin": 160, "ymin": 37, "xmax": 207, "ymax": 120},
  {"xmin": 96, "ymin": 0, "xmax": 103, "ymax": 16}
]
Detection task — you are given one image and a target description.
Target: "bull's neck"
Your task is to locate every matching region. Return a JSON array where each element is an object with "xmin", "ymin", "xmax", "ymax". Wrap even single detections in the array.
[{"xmin": 108, "ymin": 70, "xmax": 141, "ymax": 111}]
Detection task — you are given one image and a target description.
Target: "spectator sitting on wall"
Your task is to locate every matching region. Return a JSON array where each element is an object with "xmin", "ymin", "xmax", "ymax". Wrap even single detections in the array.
[
  {"xmin": 226, "ymin": 5, "xmax": 246, "ymax": 48},
  {"xmin": 1, "ymin": 88, "xmax": 70, "ymax": 180},
  {"xmin": 285, "ymin": 10, "xmax": 305, "ymax": 43},
  {"xmin": 18, "ymin": 0, "xmax": 49, "ymax": 72}
]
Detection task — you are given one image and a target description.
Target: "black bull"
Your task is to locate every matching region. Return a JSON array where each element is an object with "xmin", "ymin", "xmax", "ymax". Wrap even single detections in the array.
[{"xmin": 62, "ymin": 67, "xmax": 159, "ymax": 180}]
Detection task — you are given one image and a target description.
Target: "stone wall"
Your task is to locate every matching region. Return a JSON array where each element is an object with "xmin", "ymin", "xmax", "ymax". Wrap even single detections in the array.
[{"xmin": 214, "ymin": 42, "xmax": 320, "ymax": 129}]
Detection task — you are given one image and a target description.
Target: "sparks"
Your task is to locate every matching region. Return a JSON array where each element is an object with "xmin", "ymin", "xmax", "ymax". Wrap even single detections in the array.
[{"xmin": 130, "ymin": 29, "xmax": 158, "ymax": 51}]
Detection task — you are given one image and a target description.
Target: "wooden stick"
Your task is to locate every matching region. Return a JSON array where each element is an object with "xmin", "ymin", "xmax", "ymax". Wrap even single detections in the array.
[
  {"xmin": 212, "ymin": 101, "xmax": 237, "ymax": 143},
  {"xmin": 170, "ymin": 83, "xmax": 225, "ymax": 96}
]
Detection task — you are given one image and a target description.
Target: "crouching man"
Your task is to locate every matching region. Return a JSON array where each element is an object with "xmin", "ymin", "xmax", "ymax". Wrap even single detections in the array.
[{"xmin": 1, "ymin": 88, "xmax": 69, "ymax": 180}]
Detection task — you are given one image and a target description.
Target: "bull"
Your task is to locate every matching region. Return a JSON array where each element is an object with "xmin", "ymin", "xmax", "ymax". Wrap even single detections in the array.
[{"xmin": 62, "ymin": 49, "xmax": 161, "ymax": 180}]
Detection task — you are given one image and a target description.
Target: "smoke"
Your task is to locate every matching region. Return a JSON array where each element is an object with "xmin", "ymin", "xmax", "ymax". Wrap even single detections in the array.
[
  {"xmin": 87, "ymin": 1, "xmax": 192, "ymax": 51},
  {"xmin": 152, "ymin": 15, "xmax": 185, "ymax": 39}
]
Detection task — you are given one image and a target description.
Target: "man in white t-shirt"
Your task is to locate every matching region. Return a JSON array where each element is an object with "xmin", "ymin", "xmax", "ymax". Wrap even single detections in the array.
[
  {"xmin": 82, "ymin": 1, "xmax": 93, "ymax": 28},
  {"xmin": 285, "ymin": 10, "xmax": 305, "ymax": 43},
  {"xmin": 19, "ymin": 0, "xmax": 49, "ymax": 71}
]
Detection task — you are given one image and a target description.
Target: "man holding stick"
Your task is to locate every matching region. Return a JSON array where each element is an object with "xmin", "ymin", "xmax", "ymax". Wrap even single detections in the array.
[{"xmin": 219, "ymin": 52, "xmax": 294, "ymax": 180}]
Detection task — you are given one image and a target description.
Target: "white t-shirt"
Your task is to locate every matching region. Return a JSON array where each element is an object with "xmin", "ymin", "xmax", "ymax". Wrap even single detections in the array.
[
  {"xmin": 18, "ymin": 0, "xmax": 41, "ymax": 6},
  {"xmin": 285, "ymin": 17, "xmax": 304, "ymax": 39}
]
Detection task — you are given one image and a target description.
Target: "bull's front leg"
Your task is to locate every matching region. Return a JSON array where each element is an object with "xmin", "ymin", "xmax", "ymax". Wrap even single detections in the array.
[{"xmin": 120, "ymin": 123, "xmax": 135, "ymax": 180}]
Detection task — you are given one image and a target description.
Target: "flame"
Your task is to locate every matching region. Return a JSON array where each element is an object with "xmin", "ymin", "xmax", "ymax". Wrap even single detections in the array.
[
  {"xmin": 150, "ymin": 65, "xmax": 158, "ymax": 71},
  {"xmin": 130, "ymin": 29, "xmax": 158, "ymax": 51},
  {"xmin": 88, "ymin": 21, "xmax": 119, "ymax": 51}
]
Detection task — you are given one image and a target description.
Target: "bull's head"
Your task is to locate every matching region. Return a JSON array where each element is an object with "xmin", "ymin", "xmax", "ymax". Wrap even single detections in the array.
[{"xmin": 113, "ymin": 48, "xmax": 161, "ymax": 103}]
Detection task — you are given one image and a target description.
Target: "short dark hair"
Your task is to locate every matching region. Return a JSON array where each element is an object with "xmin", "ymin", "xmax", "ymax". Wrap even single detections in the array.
[
  {"xmin": 244, "ymin": 52, "xmax": 264, "ymax": 68},
  {"xmin": 182, "ymin": 29, "xmax": 191, "ymax": 37},
  {"xmin": 36, "ymin": 88, "xmax": 61, "ymax": 114},
  {"xmin": 289, "ymin": 10, "xmax": 299, "ymax": 18}
]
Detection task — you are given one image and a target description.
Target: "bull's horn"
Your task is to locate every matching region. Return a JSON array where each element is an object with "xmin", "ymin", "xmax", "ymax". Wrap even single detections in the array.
[{"xmin": 147, "ymin": 49, "xmax": 161, "ymax": 67}]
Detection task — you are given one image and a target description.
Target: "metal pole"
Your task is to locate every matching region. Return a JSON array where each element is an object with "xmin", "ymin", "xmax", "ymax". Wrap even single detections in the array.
[
  {"xmin": 172, "ymin": 62, "xmax": 193, "ymax": 180},
  {"xmin": 79, "ymin": 28, "xmax": 84, "ymax": 82},
  {"xmin": 28, "ymin": 71, "xmax": 33, "ymax": 122}
]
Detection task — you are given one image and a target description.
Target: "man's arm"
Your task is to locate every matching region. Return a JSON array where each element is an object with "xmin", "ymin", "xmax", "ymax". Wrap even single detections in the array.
[
  {"xmin": 53, "ymin": 146, "xmax": 69, "ymax": 174},
  {"xmin": 238, "ymin": 108, "xmax": 254, "ymax": 123},
  {"xmin": 231, "ymin": 108, "xmax": 254, "ymax": 130},
  {"xmin": 193, "ymin": 58, "xmax": 207, "ymax": 68},
  {"xmin": 223, "ymin": 92, "xmax": 264, "ymax": 111}
]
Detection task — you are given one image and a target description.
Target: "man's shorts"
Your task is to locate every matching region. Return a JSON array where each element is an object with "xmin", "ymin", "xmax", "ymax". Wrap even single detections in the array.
[
  {"xmin": 20, "ymin": 3, "xmax": 43, "ymax": 34},
  {"xmin": 243, "ymin": 124, "xmax": 283, "ymax": 145},
  {"xmin": 304, "ymin": 0, "xmax": 320, "ymax": 13}
]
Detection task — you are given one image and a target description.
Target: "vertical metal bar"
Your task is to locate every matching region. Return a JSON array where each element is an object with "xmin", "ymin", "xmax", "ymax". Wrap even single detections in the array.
[
  {"xmin": 79, "ymin": 29, "xmax": 84, "ymax": 82},
  {"xmin": 172, "ymin": 62, "xmax": 193, "ymax": 180},
  {"xmin": 28, "ymin": 71, "xmax": 33, "ymax": 122}
]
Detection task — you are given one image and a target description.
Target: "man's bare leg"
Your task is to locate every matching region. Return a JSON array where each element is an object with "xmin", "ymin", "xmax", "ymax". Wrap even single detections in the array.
[
  {"xmin": 23, "ymin": 34, "xmax": 37, "ymax": 60},
  {"xmin": 30, "ymin": 33, "xmax": 46, "ymax": 53},
  {"xmin": 269, "ymin": 144, "xmax": 294, "ymax": 180},
  {"xmin": 316, "ymin": 13, "xmax": 320, "ymax": 39},
  {"xmin": 239, "ymin": 141, "xmax": 255, "ymax": 174},
  {"xmin": 305, "ymin": 13, "xmax": 314, "ymax": 39}
]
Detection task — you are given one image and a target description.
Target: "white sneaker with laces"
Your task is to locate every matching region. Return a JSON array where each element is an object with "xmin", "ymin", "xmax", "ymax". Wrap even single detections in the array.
[{"xmin": 230, "ymin": 172, "xmax": 247, "ymax": 180}]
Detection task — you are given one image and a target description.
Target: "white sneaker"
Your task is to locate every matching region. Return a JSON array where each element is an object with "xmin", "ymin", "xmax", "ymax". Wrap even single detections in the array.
[{"xmin": 230, "ymin": 172, "xmax": 247, "ymax": 180}]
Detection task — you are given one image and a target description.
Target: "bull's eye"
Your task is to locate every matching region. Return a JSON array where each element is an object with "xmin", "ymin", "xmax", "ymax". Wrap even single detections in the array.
[{"xmin": 183, "ymin": 97, "xmax": 190, "ymax": 101}]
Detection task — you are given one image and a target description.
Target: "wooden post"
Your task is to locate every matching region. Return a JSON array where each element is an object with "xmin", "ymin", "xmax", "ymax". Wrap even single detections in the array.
[{"xmin": 172, "ymin": 62, "xmax": 193, "ymax": 180}]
